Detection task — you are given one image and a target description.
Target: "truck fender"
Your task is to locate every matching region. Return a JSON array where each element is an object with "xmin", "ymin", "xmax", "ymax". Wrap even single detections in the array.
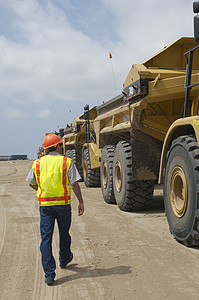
[
  {"xmin": 82, "ymin": 143, "xmax": 102, "ymax": 169},
  {"xmin": 158, "ymin": 116, "xmax": 199, "ymax": 184}
]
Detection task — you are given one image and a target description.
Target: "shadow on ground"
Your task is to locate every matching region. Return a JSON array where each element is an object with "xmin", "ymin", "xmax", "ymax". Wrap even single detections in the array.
[{"xmin": 55, "ymin": 264, "xmax": 132, "ymax": 285}]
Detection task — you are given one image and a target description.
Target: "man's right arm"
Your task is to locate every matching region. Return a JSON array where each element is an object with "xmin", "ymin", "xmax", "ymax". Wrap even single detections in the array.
[
  {"xmin": 26, "ymin": 168, "xmax": 37, "ymax": 191},
  {"xmin": 30, "ymin": 184, "xmax": 38, "ymax": 191}
]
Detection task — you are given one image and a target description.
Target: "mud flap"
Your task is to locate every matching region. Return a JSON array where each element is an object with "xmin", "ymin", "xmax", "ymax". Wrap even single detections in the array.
[{"xmin": 130, "ymin": 129, "xmax": 162, "ymax": 181}]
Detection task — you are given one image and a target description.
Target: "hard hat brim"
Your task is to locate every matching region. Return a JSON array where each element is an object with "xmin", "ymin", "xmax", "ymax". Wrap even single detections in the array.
[{"xmin": 43, "ymin": 141, "xmax": 62, "ymax": 149}]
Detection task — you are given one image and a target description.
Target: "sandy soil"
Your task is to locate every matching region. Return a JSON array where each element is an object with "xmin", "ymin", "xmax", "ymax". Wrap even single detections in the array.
[{"xmin": 0, "ymin": 160, "xmax": 199, "ymax": 300}]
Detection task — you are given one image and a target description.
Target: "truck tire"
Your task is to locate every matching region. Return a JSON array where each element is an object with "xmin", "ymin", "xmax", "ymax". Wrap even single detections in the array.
[
  {"xmin": 164, "ymin": 135, "xmax": 199, "ymax": 247},
  {"xmin": 70, "ymin": 149, "xmax": 76, "ymax": 164},
  {"xmin": 83, "ymin": 148, "xmax": 100, "ymax": 187},
  {"xmin": 66, "ymin": 150, "xmax": 71, "ymax": 158},
  {"xmin": 66, "ymin": 149, "xmax": 83, "ymax": 180},
  {"xmin": 113, "ymin": 141, "xmax": 154, "ymax": 211},
  {"xmin": 100, "ymin": 145, "xmax": 116, "ymax": 204},
  {"xmin": 76, "ymin": 147, "xmax": 83, "ymax": 178},
  {"xmin": 66, "ymin": 149, "xmax": 76, "ymax": 163}
]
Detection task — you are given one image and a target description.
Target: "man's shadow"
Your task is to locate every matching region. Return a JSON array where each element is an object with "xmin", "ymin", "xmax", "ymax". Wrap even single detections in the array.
[{"xmin": 55, "ymin": 264, "xmax": 132, "ymax": 285}]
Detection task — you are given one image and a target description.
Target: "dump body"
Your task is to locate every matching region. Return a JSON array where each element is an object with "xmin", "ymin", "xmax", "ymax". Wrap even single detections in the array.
[{"xmin": 93, "ymin": 38, "xmax": 199, "ymax": 181}]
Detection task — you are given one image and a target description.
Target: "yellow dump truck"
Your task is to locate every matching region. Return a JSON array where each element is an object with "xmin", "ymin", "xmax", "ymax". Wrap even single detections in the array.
[
  {"xmin": 63, "ymin": 3, "xmax": 199, "ymax": 247},
  {"xmin": 64, "ymin": 35, "xmax": 199, "ymax": 247},
  {"xmin": 62, "ymin": 106, "xmax": 101, "ymax": 186},
  {"xmin": 93, "ymin": 36, "xmax": 199, "ymax": 247}
]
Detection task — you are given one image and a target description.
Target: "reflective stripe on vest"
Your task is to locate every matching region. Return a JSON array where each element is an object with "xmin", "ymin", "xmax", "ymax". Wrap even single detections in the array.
[{"xmin": 32, "ymin": 155, "xmax": 72, "ymax": 206}]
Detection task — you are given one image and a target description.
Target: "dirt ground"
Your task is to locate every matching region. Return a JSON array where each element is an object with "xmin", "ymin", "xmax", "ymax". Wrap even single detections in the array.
[{"xmin": 0, "ymin": 160, "xmax": 199, "ymax": 300}]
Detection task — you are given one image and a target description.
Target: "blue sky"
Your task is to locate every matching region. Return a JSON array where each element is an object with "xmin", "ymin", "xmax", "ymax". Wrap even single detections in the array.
[{"xmin": 0, "ymin": 0, "xmax": 194, "ymax": 159}]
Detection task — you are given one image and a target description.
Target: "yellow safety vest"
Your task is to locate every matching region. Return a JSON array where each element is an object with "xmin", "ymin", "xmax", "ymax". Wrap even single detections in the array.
[{"xmin": 32, "ymin": 155, "xmax": 72, "ymax": 206}]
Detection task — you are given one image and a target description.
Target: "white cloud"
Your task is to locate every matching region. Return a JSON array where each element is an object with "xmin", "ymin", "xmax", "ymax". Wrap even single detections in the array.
[
  {"xmin": 3, "ymin": 107, "xmax": 28, "ymax": 119},
  {"xmin": 102, "ymin": 0, "xmax": 194, "ymax": 80},
  {"xmin": 0, "ymin": 0, "xmax": 196, "ymax": 159},
  {"xmin": 0, "ymin": 0, "xmax": 118, "ymax": 106},
  {"xmin": 0, "ymin": 0, "xmax": 194, "ymax": 110},
  {"xmin": 36, "ymin": 109, "xmax": 52, "ymax": 119}
]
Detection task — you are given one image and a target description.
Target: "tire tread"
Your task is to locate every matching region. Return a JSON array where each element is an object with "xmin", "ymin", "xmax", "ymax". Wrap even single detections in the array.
[{"xmin": 165, "ymin": 135, "xmax": 199, "ymax": 247}]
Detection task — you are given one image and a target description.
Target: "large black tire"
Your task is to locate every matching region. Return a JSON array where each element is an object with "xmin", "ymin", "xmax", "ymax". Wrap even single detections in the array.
[
  {"xmin": 66, "ymin": 149, "xmax": 76, "ymax": 163},
  {"xmin": 66, "ymin": 149, "xmax": 83, "ymax": 180},
  {"xmin": 66, "ymin": 150, "xmax": 72, "ymax": 158},
  {"xmin": 76, "ymin": 147, "xmax": 83, "ymax": 178},
  {"xmin": 70, "ymin": 149, "xmax": 76, "ymax": 164},
  {"xmin": 82, "ymin": 148, "xmax": 100, "ymax": 187},
  {"xmin": 100, "ymin": 145, "xmax": 116, "ymax": 204},
  {"xmin": 113, "ymin": 141, "xmax": 154, "ymax": 211},
  {"xmin": 164, "ymin": 135, "xmax": 199, "ymax": 247}
]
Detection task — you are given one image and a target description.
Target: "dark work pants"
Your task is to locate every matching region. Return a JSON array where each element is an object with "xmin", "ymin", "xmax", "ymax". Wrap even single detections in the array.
[{"xmin": 39, "ymin": 205, "xmax": 71, "ymax": 279}]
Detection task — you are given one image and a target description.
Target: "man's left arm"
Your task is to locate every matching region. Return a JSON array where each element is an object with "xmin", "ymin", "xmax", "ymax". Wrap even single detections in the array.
[
  {"xmin": 68, "ymin": 161, "xmax": 84, "ymax": 216},
  {"xmin": 71, "ymin": 181, "xmax": 84, "ymax": 216}
]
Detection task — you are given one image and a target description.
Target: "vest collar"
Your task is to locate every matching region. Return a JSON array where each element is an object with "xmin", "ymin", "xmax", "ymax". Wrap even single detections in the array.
[{"xmin": 48, "ymin": 151, "xmax": 61, "ymax": 155}]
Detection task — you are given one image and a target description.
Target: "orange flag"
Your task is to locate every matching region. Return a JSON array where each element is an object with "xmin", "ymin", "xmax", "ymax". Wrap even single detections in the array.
[{"xmin": 109, "ymin": 52, "xmax": 112, "ymax": 59}]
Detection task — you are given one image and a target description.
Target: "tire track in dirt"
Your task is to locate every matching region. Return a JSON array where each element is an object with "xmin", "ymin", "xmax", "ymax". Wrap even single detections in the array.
[
  {"xmin": 0, "ymin": 201, "xmax": 26, "ymax": 299},
  {"xmin": 0, "ymin": 197, "xmax": 41, "ymax": 300},
  {"xmin": 24, "ymin": 204, "xmax": 44, "ymax": 300},
  {"xmin": 66, "ymin": 215, "xmax": 105, "ymax": 299},
  {"xmin": 0, "ymin": 185, "xmax": 7, "ymax": 257},
  {"xmin": 0, "ymin": 161, "xmax": 42, "ymax": 300}
]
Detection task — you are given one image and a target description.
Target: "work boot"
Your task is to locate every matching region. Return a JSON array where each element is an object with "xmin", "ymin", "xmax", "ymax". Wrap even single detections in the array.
[
  {"xmin": 45, "ymin": 278, "xmax": 55, "ymax": 286},
  {"xmin": 60, "ymin": 252, "xmax": 73, "ymax": 268}
]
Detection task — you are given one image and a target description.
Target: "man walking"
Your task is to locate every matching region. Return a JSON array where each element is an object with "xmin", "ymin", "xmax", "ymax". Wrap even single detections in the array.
[{"xmin": 26, "ymin": 133, "xmax": 84, "ymax": 285}]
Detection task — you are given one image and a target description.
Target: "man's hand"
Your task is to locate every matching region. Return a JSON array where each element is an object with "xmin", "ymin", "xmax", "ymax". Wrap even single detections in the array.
[{"xmin": 78, "ymin": 202, "xmax": 84, "ymax": 216}]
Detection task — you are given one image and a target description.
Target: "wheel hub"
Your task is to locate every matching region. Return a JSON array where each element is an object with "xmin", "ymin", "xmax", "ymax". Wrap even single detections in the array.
[
  {"xmin": 115, "ymin": 160, "xmax": 122, "ymax": 192},
  {"xmin": 102, "ymin": 161, "xmax": 108, "ymax": 189},
  {"xmin": 170, "ymin": 166, "xmax": 188, "ymax": 218}
]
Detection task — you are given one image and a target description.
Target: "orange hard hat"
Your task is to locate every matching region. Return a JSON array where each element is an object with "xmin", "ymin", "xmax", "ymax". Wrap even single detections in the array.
[{"xmin": 43, "ymin": 133, "xmax": 62, "ymax": 149}]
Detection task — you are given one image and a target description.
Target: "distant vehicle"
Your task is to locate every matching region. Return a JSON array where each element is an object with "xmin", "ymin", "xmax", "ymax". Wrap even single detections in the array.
[{"xmin": 0, "ymin": 155, "xmax": 27, "ymax": 161}]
